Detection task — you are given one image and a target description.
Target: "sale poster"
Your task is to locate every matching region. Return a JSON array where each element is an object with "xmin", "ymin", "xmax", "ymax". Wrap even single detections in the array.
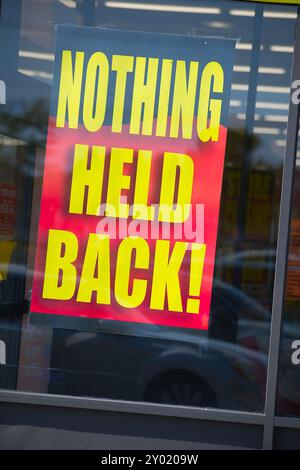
[{"xmin": 30, "ymin": 26, "xmax": 236, "ymax": 330}]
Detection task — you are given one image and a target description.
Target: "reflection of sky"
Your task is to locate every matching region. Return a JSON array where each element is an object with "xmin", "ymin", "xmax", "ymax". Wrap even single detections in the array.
[{"xmin": 1, "ymin": 0, "xmax": 298, "ymax": 168}]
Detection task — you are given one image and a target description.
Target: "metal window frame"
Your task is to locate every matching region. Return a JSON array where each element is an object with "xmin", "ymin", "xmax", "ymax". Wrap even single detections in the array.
[
  {"xmin": 1, "ymin": 0, "xmax": 300, "ymax": 450},
  {"xmin": 262, "ymin": 5, "xmax": 300, "ymax": 450},
  {"xmin": 0, "ymin": 389, "xmax": 265, "ymax": 425}
]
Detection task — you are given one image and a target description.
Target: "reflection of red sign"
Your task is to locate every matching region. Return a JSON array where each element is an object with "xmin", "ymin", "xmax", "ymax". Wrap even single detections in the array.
[
  {"xmin": 0, "ymin": 183, "xmax": 16, "ymax": 239},
  {"xmin": 245, "ymin": 171, "xmax": 274, "ymax": 241},
  {"xmin": 286, "ymin": 219, "xmax": 300, "ymax": 301},
  {"xmin": 17, "ymin": 319, "xmax": 53, "ymax": 393},
  {"xmin": 220, "ymin": 168, "xmax": 240, "ymax": 238},
  {"xmin": 221, "ymin": 169, "xmax": 274, "ymax": 242}
]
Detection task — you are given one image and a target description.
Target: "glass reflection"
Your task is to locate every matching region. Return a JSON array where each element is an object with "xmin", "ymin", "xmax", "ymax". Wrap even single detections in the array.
[
  {"xmin": 0, "ymin": 0, "xmax": 298, "ymax": 412},
  {"xmin": 277, "ymin": 120, "xmax": 300, "ymax": 416}
]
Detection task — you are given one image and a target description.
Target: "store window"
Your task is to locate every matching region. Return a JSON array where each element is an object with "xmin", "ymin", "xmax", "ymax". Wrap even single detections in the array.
[{"xmin": 0, "ymin": 0, "xmax": 298, "ymax": 412}]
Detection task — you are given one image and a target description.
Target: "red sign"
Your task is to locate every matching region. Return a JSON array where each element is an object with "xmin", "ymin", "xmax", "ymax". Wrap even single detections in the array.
[{"xmin": 31, "ymin": 26, "xmax": 236, "ymax": 330}]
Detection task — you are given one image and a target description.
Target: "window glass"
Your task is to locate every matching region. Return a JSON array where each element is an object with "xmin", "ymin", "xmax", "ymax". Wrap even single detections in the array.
[
  {"xmin": 0, "ymin": 0, "xmax": 297, "ymax": 412},
  {"xmin": 277, "ymin": 117, "xmax": 300, "ymax": 416}
]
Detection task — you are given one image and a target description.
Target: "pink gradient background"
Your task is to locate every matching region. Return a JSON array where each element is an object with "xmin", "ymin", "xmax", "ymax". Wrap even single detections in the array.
[{"xmin": 31, "ymin": 117, "xmax": 227, "ymax": 330}]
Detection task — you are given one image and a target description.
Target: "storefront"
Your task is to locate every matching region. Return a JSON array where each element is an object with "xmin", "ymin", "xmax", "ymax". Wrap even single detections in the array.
[{"xmin": 0, "ymin": 0, "xmax": 300, "ymax": 450}]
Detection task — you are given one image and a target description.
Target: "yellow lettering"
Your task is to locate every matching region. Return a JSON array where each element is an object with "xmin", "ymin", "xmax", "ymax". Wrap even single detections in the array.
[
  {"xmin": 69, "ymin": 144, "xmax": 105, "ymax": 215},
  {"xmin": 112, "ymin": 55, "xmax": 134, "ymax": 133},
  {"xmin": 77, "ymin": 234, "xmax": 110, "ymax": 304},
  {"xmin": 56, "ymin": 50, "xmax": 84, "ymax": 128},
  {"xmin": 133, "ymin": 150, "xmax": 155, "ymax": 221},
  {"xmin": 115, "ymin": 236, "xmax": 149, "ymax": 308},
  {"xmin": 156, "ymin": 59, "xmax": 173, "ymax": 137},
  {"xmin": 150, "ymin": 240, "xmax": 187, "ymax": 312},
  {"xmin": 130, "ymin": 57, "xmax": 159, "ymax": 136},
  {"xmin": 197, "ymin": 61, "xmax": 223, "ymax": 142},
  {"xmin": 170, "ymin": 60, "xmax": 198, "ymax": 139},
  {"xmin": 159, "ymin": 152, "xmax": 194, "ymax": 223},
  {"xmin": 83, "ymin": 52, "xmax": 109, "ymax": 132},
  {"xmin": 42, "ymin": 229, "xmax": 78, "ymax": 300},
  {"xmin": 106, "ymin": 147, "xmax": 133, "ymax": 218}
]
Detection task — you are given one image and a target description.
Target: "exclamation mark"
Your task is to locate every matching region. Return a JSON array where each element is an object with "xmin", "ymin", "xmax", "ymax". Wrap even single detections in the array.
[{"xmin": 186, "ymin": 243, "xmax": 206, "ymax": 314}]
